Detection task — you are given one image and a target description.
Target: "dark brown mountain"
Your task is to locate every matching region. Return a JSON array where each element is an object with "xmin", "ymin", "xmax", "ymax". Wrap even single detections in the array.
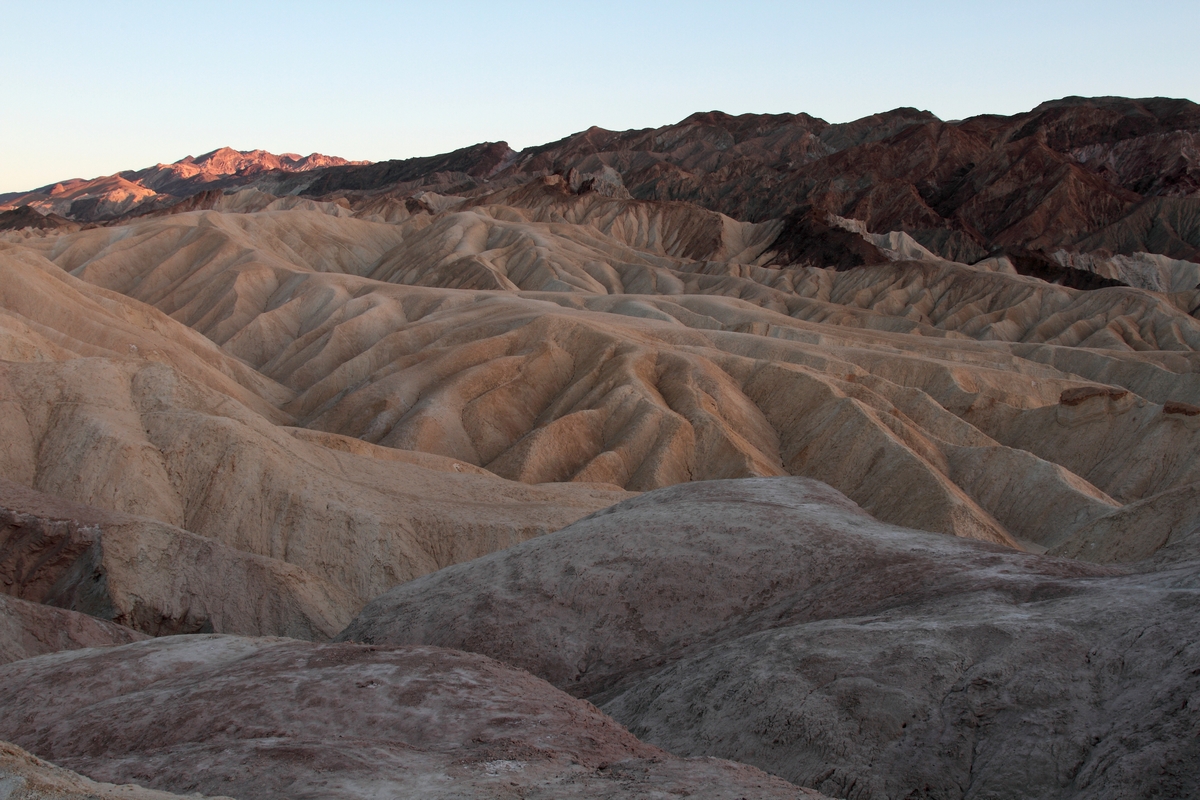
[
  {"xmin": 289, "ymin": 140, "xmax": 516, "ymax": 197},
  {"xmin": 284, "ymin": 96, "xmax": 1200, "ymax": 266},
  {"xmin": 0, "ymin": 206, "xmax": 81, "ymax": 233},
  {"xmin": 764, "ymin": 204, "xmax": 893, "ymax": 270}
]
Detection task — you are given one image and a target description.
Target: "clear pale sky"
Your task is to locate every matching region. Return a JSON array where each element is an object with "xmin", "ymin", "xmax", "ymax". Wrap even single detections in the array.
[{"xmin": 2, "ymin": 0, "xmax": 1197, "ymax": 192}]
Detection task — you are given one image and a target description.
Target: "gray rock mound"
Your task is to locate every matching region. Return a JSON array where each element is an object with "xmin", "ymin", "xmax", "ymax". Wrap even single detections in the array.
[
  {"xmin": 338, "ymin": 478, "xmax": 1117, "ymax": 696},
  {"xmin": 340, "ymin": 477, "xmax": 1200, "ymax": 800}
]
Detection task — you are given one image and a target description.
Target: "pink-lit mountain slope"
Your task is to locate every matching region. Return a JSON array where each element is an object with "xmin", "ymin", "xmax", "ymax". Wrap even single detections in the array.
[{"xmin": 0, "ymin": 147, "xmax": 368, "ymax": 221}]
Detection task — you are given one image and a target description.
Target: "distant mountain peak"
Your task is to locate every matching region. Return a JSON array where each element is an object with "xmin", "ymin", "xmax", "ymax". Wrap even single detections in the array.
[
  {"xmin": 176, "ymin": 147, "xmax": 367, "ymax": 177},
  {"xmin": 0, "ymin": 147, "xmax": 371, "ymax": 221}
]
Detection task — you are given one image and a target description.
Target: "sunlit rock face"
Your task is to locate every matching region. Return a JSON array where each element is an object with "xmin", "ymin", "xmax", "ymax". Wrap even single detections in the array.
[{"xmin": 0, "ymin": 147, "xmax": 367, "ymax": 222}]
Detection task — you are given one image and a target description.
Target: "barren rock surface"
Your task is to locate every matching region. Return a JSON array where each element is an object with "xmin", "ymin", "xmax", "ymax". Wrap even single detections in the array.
[
  {"xmin": 0, "ymin": 636, "xmax": 824, "ymax": 800},
  {"xmin": 0, "ymin": 740, "xmax": 228, "ymax": 800},
  {"xmin": 0, "ymin": 478, "xmax": 356, "ymax": 639},
  {"xmin": 339, "ymin": 478, "xmax": 1117, "ymax": 696},
  {"xmin": 342, "ymin": 478, "xmax": 1200, "ymax": 800},
  {"xmin": 0, "ymin": 148, "xmax": 364, "ymax": 222},
  {"xmin": 12, "ymin": 97, "xmax": 1197, "ymax": 271},
  {"xmin": 0, "ymin": 594, "xmax": 145, "ymax": 666}
]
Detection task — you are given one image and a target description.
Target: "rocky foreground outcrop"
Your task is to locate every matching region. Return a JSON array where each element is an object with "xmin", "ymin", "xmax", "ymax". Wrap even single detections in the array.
[
  {"xmin": 0, "ymin": 740, "xmax": 230, "ymax": 800},
  {"xmin": 0, "ymin": 636, "xmax": 826, "ymax": 800},
  {"xmin": 0, "ymin": 593, "xmax": 145, "ymax": 666},
  {"xmin": 341, "ymin": 478, "xmax": 1200, "ymax": 800}
]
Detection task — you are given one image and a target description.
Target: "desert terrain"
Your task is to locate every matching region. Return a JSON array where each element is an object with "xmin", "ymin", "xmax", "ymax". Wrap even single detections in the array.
[{"xmin": 0, "ymin": 96, "xmax": 1197, "ymax": 799}]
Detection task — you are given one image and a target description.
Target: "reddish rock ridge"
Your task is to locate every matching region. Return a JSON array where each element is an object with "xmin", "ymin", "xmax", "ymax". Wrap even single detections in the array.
[
  {"xmin": 125, "ymin": 147, "xmax": 370, "ymax": 196},
  {"xmin": 0, "ymin": 148, "xmax": 369, "ymax": 222}
]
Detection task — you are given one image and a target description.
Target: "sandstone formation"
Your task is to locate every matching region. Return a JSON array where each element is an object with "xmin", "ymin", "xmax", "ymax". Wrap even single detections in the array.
[
  {"xmin": 0, "ymin": 238, "xmax": 629, "ymax": 637},
  {"xmin": 0, "ymin": 349, "xmax": 627, "ymax": 605},
  {"xmin": 0, "ymin": 636, "xmax": 825, "ymax": 800},
  {"xmin": 340, "ymin": 478, "xmax": 1200, "ymax": 800},
  {"xmin": 0, "ymin": 478, "xmax": 357, "ymax": 639}
]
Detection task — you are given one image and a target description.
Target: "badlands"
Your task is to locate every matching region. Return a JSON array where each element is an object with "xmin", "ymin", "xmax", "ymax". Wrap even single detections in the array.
[{"xmin": 0, "ymin": 96, "xmax": 1197, "ymax": 798}]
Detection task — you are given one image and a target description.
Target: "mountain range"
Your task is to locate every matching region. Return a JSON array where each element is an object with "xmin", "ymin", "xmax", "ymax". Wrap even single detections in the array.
[{"xmin": 6, "ymin": 96, "xmax": 1199, "ymax": 276}]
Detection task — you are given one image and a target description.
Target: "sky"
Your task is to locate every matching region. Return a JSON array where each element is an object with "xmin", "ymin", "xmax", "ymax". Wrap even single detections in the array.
[{"xmin": 2, "ymin": 0, "xmax": 1198, "ymax": 192}]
